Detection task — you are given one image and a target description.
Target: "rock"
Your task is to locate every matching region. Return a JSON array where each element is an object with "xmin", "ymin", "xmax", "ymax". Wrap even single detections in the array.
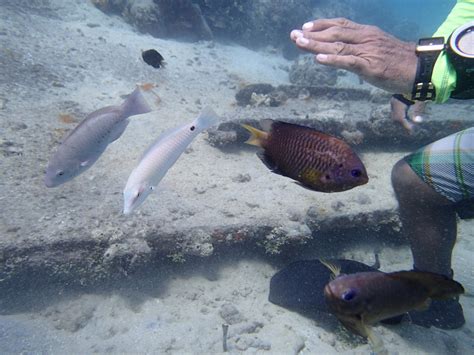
[
  {"xmin": 234, "ymin": 336, "xmax": 271, "ymax": 351},
  {"xmin": 289, "ymin": 55, "xmax": 338, "ymax": 87},
  {"xmin": 232, "ymin": 174, "xmax": 251, "ymax": 183},
  {"xmin": 0, "ymin": 139, "xmax": 23, "ymax": 157},
  {"xmin": 341, "ymin": 129, "xmax": 365, "ymax": 145},
  {"xmin": 219, "ymin": 303, "xmax": 244, "ymax": 325},
  {"xmin": 235, "ymin": 321, "xmax": 264, "ymax": 335},
  {"xmin": 123, "ymin": 0, "xmax": 164, "ymax": 38},
  {"xmin": 235, "ymin": 84, "xmax": 274, "ymax": 106},
  {"xmin": 196, "ymin": 0, "xmax": 312, "ymax": 48},
  {"xmin": 93, "ymin": 0, "xmax": 213, "ymax": 41}
]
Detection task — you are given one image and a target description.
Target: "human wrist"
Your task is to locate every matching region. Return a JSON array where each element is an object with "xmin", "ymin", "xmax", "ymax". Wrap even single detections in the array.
[{"xmin": 401, "ymin": 42, "xmax": 418, "ymax": 94}]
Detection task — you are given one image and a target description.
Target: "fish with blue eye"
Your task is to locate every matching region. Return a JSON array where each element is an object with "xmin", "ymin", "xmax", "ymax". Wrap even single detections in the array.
[{"xmin": 321, "ymin": 260, "xmax": 464, "ymax": 354}]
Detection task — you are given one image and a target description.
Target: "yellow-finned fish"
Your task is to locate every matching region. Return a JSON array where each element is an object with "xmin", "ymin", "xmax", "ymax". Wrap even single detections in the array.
[
  {"xmin": 242, "ymin": 120, "xmax": 368, "ymax": 192},
  {"xmin": 123, "ymin": 107, "xmax": 219, "ymax": 215}
]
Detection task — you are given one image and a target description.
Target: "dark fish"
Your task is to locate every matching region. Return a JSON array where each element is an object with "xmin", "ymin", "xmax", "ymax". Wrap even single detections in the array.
[
  {"xmin": 142, "ymin": 49, "xmax": 165, "ymax": 68},
  {"xmin": 269, "ymin": 259, "xmax": 378, "ymax": 313},
  {"xmin": 242, "ymin": 120, "xmax": 368, "ymax": 192},
  {"xmin": 323, "ymin": 264, "xmax": 464, "ymax": 353}
]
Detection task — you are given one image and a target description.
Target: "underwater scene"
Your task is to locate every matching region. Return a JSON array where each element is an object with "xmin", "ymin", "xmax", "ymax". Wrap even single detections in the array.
[{"xmin": 1, "ymin": 0, "xmax": 473, "ymax": 354}]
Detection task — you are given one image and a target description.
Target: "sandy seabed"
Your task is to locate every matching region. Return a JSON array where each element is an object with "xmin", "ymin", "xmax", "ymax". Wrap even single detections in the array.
[{"xmin": 0, "ymin": 1, "xmax": 473, "ymax": 354}]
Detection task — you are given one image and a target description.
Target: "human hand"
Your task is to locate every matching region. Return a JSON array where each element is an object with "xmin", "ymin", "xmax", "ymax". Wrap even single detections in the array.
[
  {"xmin": 390, "ymin": 95, "xmax": 426, "ymax": 133},
  {"xmin": 290, "ymin": 18, "xmax": 418, "ymax": 94}
]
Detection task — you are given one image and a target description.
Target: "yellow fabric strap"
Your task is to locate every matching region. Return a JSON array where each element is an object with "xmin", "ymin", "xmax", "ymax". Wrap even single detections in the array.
[{"xmin": 432, "ymin": 0, "xmax": 474, "ymax": 103}]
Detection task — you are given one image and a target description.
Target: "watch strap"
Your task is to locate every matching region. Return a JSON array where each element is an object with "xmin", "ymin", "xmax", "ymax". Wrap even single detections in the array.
[{"xmin": 411, "ymin": 37, "xmax": 445, "ymax": 101}]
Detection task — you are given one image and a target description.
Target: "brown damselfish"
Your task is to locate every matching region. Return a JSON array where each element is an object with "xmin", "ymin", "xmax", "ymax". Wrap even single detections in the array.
[
  {"xmin": 323, "ymin": 267, "xmax": 464, "ymax": 353},
  {"xmin": 242, "ymin": 120, "xmax": 368, "ymax": 192}
]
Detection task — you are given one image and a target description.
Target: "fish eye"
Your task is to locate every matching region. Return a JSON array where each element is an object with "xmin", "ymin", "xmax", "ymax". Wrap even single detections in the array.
[
  {"xmin": 351, "ymin": 169, "xmax": 362, "ymax": 177},
  {"xmin": 57, "ymin": 170, "xmax": 64, "ymax": 176},
  {"xmin": 325, "ymin": 174, "xmax": 331, "ymax": 180},
  {"xmin": 341, "ymin": 289, "xmax": 357, "ymax": 301},
  {"xmin": 190, "ymin": 125, "xmax": 195, "ymax": 131}
]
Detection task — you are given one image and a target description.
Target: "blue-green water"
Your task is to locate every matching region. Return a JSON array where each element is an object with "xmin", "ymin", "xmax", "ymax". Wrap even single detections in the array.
[{"xmin": 0, "ymin": 0, "xmax": 473, "ymax": 354}]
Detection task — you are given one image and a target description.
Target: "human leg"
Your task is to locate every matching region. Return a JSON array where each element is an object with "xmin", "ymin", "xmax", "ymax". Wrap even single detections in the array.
[
  {"xmin": 391, "ymin": 159, "xmax": 456, "ymax": 277},
  {"xmin": 390, "ymin": 127, "xmax": 474, "ymax": 329}
]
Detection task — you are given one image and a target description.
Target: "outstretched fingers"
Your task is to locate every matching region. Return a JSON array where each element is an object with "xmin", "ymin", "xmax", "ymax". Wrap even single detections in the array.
[
  {"xmin": 304, "ymin": 26, "xmax": 363, "ymax": 44},
  {"xmin": 302, "ymin": 18, "xmax": 364, "ymax": 32},
  {"xmin": 298, "ymin": 38, "xmax": 357, "ymax": 56},
  {"xmin": 315, "ymin": 53, "xmax": 367, "ymax": 73}
]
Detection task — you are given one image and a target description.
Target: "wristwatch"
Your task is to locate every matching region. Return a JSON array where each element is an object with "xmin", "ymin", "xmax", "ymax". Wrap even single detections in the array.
[
  {"xmin": 411, "ymin": 37, "xmax": 445, "ymax": 101},
  {"xmin": 446, "ymin": 21, "xmax": 474, "ymax": 99}
]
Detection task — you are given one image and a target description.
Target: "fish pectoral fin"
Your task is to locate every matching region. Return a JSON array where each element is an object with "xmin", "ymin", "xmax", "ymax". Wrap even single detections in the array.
[
  {"xmin": 80, "ymin": 160, "xmax": 90, "ymax": 167},
  {"xmin": 338, "ymin": 316, "xmax": 366, "ymax": 337},
  {"xmin": 300, "ymin": 168, "xmax": 322, "ymax": 185},
  {"xmin": 364, "ymin": 324, "xmax": 388, "ymax": 355}
]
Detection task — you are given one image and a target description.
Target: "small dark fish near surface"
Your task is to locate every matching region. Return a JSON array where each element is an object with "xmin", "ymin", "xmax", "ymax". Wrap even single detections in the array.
[
  {"xmin": 323, "ymin": 261, "xmax": 464, "ymax": 354},
  {"xmin": 45, "ymin": 88, "xmax": 151, "ymax": 187},
  {"xmin": 142, "ymin": 49, "xmax": 165, "ymax": 69},
  {"xmin": 242, "ymin": 120, "xmax": 368, "ymax": 192}
]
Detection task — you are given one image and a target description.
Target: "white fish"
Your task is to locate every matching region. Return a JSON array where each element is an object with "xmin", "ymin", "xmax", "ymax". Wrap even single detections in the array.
[
  {"xmin": 45, "ymin": 88, "xmax": 152, "ymax": 187},
  {"xmin": 123, "ymin": 107, "xmax": 219, "ymax": 215}
]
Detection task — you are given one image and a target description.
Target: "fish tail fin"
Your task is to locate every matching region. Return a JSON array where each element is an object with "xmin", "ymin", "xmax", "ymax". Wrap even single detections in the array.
[
  {"xmin": 121, "ymin": 87, "xmax": 152, "ymax": 118},
  {"xmin": 241, "ymin": 123, "xmax": 267, "ymax": 147},
  {"xmin": 319, "ymin": 259, "xmax": 341, "ymax": 279},
  {"xmin": 195, "ymin": 106, "xmax": 220, "ymax": 130}
]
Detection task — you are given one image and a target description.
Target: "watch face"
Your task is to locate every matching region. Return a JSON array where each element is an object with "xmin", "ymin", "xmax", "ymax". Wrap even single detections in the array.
[
  {"xmin": 457, "ymin": 28, "xmax": 474, "ymax": 56},
  {"xmin": 450, "ymin": 21, "xmax": 474, "ymax": 58}
]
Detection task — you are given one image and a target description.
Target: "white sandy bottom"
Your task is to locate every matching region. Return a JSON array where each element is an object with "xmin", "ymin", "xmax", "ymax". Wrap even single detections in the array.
[{"xmin": 1, "ymin": 219, "xmax": 473, "ymax": 355}]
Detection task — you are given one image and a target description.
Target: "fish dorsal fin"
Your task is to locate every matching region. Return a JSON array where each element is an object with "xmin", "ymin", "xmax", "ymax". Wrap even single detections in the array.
[
  {"xmin": 387, "ymin": 271, "xmax": 464, "ymax": 300},
  {"xmin": 319, "ymin": 259, "xmax": 341, "ymax": 279},
  {"xmin": 272, "ymin": 120, "xmax": 328, "ymax": 136}
]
